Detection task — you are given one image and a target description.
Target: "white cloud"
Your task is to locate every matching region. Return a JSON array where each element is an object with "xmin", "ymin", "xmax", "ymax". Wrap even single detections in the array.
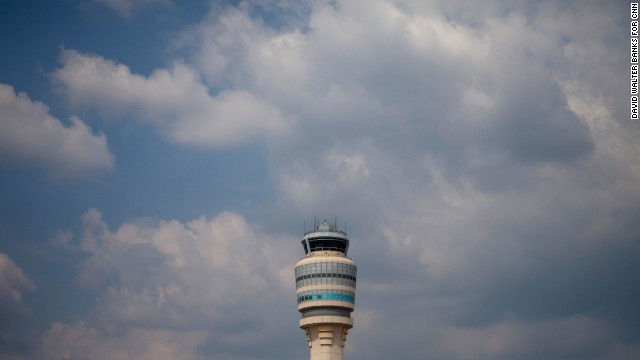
[
  {"xmin": 0, "ymin": 252, "xmax": 36, "ymax": 357},
  {"xmin": 278, "ymin": 149, "xmax": 371, "ymax": 207},
  {"xmin": 0, "ymin": 252, "xmax": 35, "ymax": 319},
  {"xmin": 52, "ymin": 49, "xmax": 289, "ymax": 148},
  {"xmin": 177, "ymin": 1, "xmax": 595, "ymax": 203},
  {"xmin": 45, "ymin": 208, "xmax": 301, "ymax": 358},
  {"xmin": 177, "ymin": 2, "xmax": 638, "ymax": 359},
  {"xmin": 31, "ymin": 1, "xmax": 640, "ymax": 359},
  {"xmin": 0, "ymin": 84, "xmax": 114, "ymax": 178},
  {"xmin": 326, "ymin": 151, "xmax": 370, "ymax": 185}
]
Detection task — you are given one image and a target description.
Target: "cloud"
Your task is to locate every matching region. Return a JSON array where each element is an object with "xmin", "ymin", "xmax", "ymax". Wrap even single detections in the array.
[
  {"xmin": 0, "ymin": 84, "xmax": 114, "ymax": 178},
  {"xmin": 29, "ymin": 1, "xmax": 640, "ymax": 359},
  {"xmin": 91, "ymin": 0, "xmax": 171, "ymax": 18},
  {"xmin": 43, "ymin": 208, "xmax": 302, "ymax": 358},
  {"xmin": 0, "ymin": 252, "xmax": 36, "ymax": 356},
  {"xmin": 0, "ymin": 252, "xmax": 35, "ymax": 320},
  {"xmin": 41, "ymin": 322, "xmax": 207, "ymax": 360},
  {"xmin": 169, "ymin": 1, "xmax": 639, "ymax": 359},
  {"xmin": 52, "ymin": 49, "xmax": 289, "ymax": 148},
  {"xmin": 439, "ymin": 315, "xmax": 612, "ymax": 359},
  {"xmin": 178, "ymin": 1, "xmax": 599, "ymax": 199}
]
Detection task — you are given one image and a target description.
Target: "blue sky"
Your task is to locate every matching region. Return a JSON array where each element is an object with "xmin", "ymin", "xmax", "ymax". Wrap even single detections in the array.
[{"xmin": 0, "ymin": 0, "xmax": 638, "ymax": 359}]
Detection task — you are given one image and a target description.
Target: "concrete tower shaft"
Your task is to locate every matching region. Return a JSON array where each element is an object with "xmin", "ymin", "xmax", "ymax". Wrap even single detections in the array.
[{"xmin": 295, "ymin": 219, "xmax": 356, "ymax": 360}]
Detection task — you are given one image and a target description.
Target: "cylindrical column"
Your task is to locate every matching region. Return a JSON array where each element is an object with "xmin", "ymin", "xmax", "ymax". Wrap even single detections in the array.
[{"xmin": 304, "ymin": 324, "xmax": 350, "ymax": 360}]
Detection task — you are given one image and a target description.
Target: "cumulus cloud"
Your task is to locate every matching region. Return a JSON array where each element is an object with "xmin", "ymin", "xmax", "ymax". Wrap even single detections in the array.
[
  {"xmin": 179, "ymin": 0, "xmax": 599, "ymax": 198},
  {"xmin": 0, "ymin": 253, "xmax": 35, "ymax": 320},
  {"xmin": 168, "ymin": 1, "xmax": 638, "ymax": 359},
  {"xmin": 0, "ymin": 252, "xmax": 36, "ymax": 356},
  {"xmin": 43, "ymin": 208, "xmax": 301, "ymax": 358},
  {"xmin": 0, "ymin": 84, "xmax": 114, "ymax": 178},
  {"xmin": 32, "ymin": 1, "xmax": 639, "ymax": 359},
  {"xmin": 52, "ymin": 49, "xmax": 289, "ymax": 148}
]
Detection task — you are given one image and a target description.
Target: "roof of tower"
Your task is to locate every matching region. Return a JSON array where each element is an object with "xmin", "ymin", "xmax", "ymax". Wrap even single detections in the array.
[
  {"xmin": 301, "ymin": 217, "xmax": 350, "ymax": 255},
  {"xmin": 303, "ymin": 218, "xmax": 348, "ymax": 239}
]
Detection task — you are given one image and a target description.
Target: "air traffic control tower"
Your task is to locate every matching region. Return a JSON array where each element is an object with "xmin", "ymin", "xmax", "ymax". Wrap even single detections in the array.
[{"xmin": 295, "ymin": 219, "xmax": 357, "ymax": 360}]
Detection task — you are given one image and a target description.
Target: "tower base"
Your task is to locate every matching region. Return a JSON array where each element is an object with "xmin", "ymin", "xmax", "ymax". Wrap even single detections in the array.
[{"xmin": 301, "ymin": 316, "xmax": 353, "ymax": 360}]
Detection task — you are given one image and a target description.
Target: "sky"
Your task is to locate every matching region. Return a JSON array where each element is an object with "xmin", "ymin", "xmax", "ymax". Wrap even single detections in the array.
[{"xmin": 0, "ymin": 0, "xmax": 638, "ymax": 359}]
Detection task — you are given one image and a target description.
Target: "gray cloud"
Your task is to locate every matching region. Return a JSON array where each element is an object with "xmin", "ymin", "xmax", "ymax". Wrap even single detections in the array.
[
  {"xmin": 41, "ymin": 322, "xmax": 208, "ymax": 360},
  {"xmin": 205, "ymin": 1, "xmax": 635, "ymax": 359},
  {"xmin": 35, "ymin": 0, "xmax": 639, "ymax": 359}
]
